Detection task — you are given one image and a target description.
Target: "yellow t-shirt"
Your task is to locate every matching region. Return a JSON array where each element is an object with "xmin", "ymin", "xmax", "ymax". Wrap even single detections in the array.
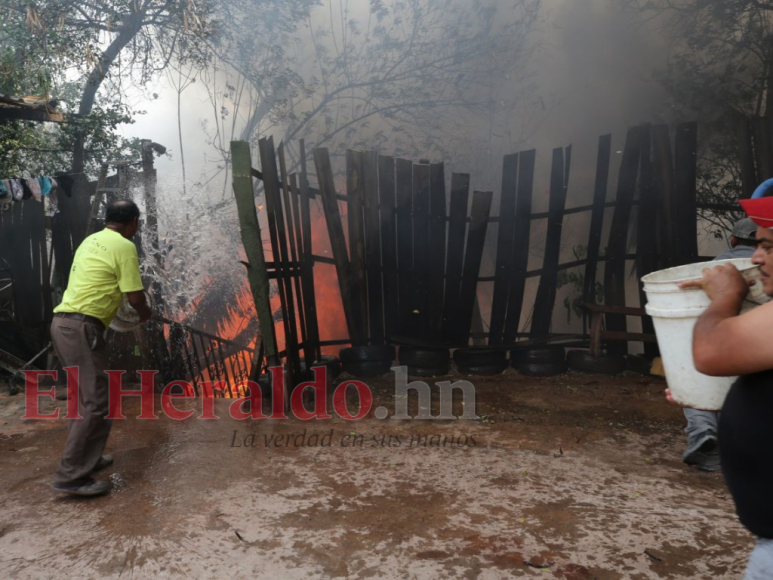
[{"xmin": 54, "ymin": 228, "xmax": 144, "ymax": 327}]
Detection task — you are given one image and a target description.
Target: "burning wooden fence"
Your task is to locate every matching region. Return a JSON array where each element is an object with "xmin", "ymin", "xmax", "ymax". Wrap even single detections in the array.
[{"xmin": 231, "ymin": 121, "xmax": 723, "ymax": 364}]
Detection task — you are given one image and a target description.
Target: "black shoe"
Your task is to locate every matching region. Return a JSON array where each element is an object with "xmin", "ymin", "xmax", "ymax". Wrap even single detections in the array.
[
  {"xmin": 51, "ymin": 478, "xmax": 111, "ymax": 496},
  {"xmin": 684, "ymin": 438, "xmax": 721, "ymax": 472},
  {"xmin": 93, "ymin": 455, "xmax": 114, "ymax": 471}
]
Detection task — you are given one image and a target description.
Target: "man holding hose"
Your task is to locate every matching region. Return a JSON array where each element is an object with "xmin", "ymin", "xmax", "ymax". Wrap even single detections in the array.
[{"xmin": 672, "ymin": 180, "xmax": 773, "ymax": 578}]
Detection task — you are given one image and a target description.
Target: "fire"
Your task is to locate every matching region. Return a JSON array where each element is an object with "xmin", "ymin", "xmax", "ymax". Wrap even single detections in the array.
[{"xmin": 191, "ymin": 199, "xmax": 352, "ymax": 397}]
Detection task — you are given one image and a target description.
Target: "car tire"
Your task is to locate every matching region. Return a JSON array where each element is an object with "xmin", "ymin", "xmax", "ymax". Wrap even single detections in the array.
[
  {"xmin": 455, "ymin": 362, "xmax": 508, "ymax": 376},
  {"xmin": 518, "ymin": 362, "xmax": 568, "ymax": 377},
  {"xmin": 342, "ymin": 359, "xmax": 394, "ymax": 378},
  {"xmin": 398, "ymin": 347, "xmax": 451, "ymax": 376},
  {"xmin": 453, "ymin": 348, "xmax": 507, "ymax": 368},
  {"xmin": 567, "ymin": 350, "xmax": 626, "ymax": 375},
  {"xmin": 511, "ymin": 346, "xmax": 565, "ymax": 368},
  {"xmin": 339, "ymin": 345, "xmax": 395, "ymax": 364}
]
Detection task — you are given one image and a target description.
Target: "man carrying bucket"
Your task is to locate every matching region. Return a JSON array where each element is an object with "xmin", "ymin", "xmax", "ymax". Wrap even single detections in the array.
[
  {"xmin": 682, "ymin": 218, "xmax": 758, "ymax": 472},
  {"xmin": 671, "ymin": 179, "xmax": 773, "ymax": 578}
]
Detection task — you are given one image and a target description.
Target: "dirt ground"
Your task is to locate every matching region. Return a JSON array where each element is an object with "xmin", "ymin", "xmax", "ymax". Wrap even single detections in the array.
[{"xmin": 0, "ymin": 368, "xmax": 752, "ymax": 579}]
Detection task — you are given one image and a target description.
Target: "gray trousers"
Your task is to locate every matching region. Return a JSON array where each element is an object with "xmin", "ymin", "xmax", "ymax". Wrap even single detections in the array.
[
  {"xmin": 683, "ymin": 408, "xmax": 719, "ymax": 456},
  {"xmin": 50, "ymin": 317, "xmax": 112, "ymax": 486},
  {"xmin": 745, "ymin": 538, "xmax": 773, "ymax": 579}
]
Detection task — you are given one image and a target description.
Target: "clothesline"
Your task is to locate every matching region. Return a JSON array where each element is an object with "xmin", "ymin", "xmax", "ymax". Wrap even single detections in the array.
[{"xmin": 0, "ymin": 175, "xmax": 73, "ymax": 216}]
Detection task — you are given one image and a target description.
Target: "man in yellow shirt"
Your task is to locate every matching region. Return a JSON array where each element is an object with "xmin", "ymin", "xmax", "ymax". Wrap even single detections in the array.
[{"xmin": 51, "ymin": 199, "xmax": 151, "ymax": 496}]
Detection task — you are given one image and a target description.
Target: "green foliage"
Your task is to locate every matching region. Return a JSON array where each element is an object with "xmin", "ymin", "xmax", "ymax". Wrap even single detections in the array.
[{"xmin": 0, "ymin": 1, "xmax": 213, "ymax": 177}]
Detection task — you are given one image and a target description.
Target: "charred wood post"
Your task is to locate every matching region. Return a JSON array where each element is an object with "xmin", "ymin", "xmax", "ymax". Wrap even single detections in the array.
[
  {"xmin": 503, "ymin": 150, "xmax": 536, "ymax": 343},
  {"xmin": 489, "ymin": 153, "xmax": 519, "ymax": 346},
  {"xmin": 298, "ymin": 140, "xmax": 321, "ymax": 363},
  {"xmin": 278, "ymin": 143, "xmax": 309, "ymax": 361},
  {"xmin": 651, "ymin": 125, "xmax": 677, "ymax": 269},
  {"xmin": 530, "ymin": 146, "xmax": 572, "ymax": 339},
  {"xmin": 583, "ymin": 135, "xmax": 611, "ymax": 331},
  {"xmin": 441, "ymin": 173, "xmax": 471, "ymax": 339},
  {"xmin": 635, "ymin": 125, "xmax": 659, "ymax": 358},
  {"xmin": 314, "ymin": 148, "xmax": 366, "ymax": 345},
  {"xmin": 412, "ymin": 162, "xmax": 432, "ymax": 339},
  {"xmin": 346, "ymin": 150, "xmax": 368, "ymax": 339},
  {"xmin": 604, "ymin": 126, "xmax": 643, "ymax": 356},
  {"xmin": 455, "ymin": 191, "xmax": 494, "ymax": 343},
  {"xmin": 362, "ymin": 151, "xmax": 385, "ymax": 344},
  {"xmin": 259, "ymin": 137, "xmax": 301, "ymax": 378},
  {"xmin": 428, "ymin": 162, "xmax": 447, "ymax": 341},
  {"xmin": 378, "ymin": 155, "xmax": 400, "ymax": 339},
  {"xmin": 395, "ymin": 158, "xmax": 414, "ymax": 335}
]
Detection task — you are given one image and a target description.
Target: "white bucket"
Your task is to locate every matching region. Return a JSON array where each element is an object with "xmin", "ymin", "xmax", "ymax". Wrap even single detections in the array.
[{"xmin": 642, "ymin": 259, "xmax": 766, "ymax": 410}]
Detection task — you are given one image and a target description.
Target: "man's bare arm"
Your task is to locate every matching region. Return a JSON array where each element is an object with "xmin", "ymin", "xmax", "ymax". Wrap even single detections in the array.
[{"xmin": 126, "ymin": 290, "xmax": 152, "ymax": 322}]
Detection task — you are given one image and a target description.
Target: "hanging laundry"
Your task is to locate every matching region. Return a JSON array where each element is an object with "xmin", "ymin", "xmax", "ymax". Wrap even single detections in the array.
[
  {"xmin": 38, "ymin": 177, "xmax": 52, "ymax": 196},
  {"xmin": 10, "ymin": 179, "xmax": 24, "ymax": 201},
  {"xmin": 45, "ymin": 190, "xmax": 59, "ymax": 217},
  {"xmin": 27, "ymin": 178, "xmax": 42, "ymax": 202},
  {"xmin": 20, "ymin": 179, "xmax": 32, "ymax": 200}
]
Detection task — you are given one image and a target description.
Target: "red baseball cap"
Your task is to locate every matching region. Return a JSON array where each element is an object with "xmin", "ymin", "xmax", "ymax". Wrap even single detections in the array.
[{"xmin": 740, "ymin": 197, "xmax": 773, "ymax": 229}]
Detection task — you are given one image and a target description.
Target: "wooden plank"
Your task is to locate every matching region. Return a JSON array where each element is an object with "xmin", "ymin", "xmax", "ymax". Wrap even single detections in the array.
[
  {"xmin": 530, "ymin": 146, "xmax": 572, "ymax": 339},
  {"xmin": 737, "ymin": 117, "xmax": 758, "ymax": 199},
  {"xmin": 230, "ymin": 141, "xmax": 279, "ymax": 366},
  {"xmin": 428, "ymin": 162, "xmax": 447, "ymax": 340},
  {"xmin": 313, "ymin": 148, "xmax": 364, "ymax": 345},
  {"xmin": 504, "ymin": 149, "xmax": 536, "ymax": 343},
  {"xmin": 635, "ymin": 125, "xmax": 659, "ymax": 358},
  {"xmin": 752, "ymin": 116, "xmax": 773, "ymax": 182},
  {"xmin": 604, "ymin": 126, "xmax": 643, "ymax": 356},
  {"xmin": 489, "ymin": 153, "xmax": 519, "ymax": 345},
  {"xmin": 674, "ymin": 122, "xmax": 699, "ymax": 264},
  {"xmin": 412, "ymin": 162, "xmax": 431, "ymax": 339},
  {"xmin": 361, "ymin": 150, "xmax": 384, "ymax": 344},
  {"xmin": 455, "ymin": 191, "xmax": 494, "ymax": 343},
  {"xmin": 584, "ymin": 303, "xmax": 645, "ymax": 316},
  {"xmin": 651, "ymin": 125, "xmax": 677, "ymax": 269},
  {"xmin": 259, "ymin": 137, "xmax": 300, "ymax": 373},
  {"xmin": 601, "ymin": 331, "xmax": 657, "ymax": 343},
  {"xmin": 346, "ymin": 149, "xmax": 368, "ymax": 337},
  {"xmin": 297, "ymin": 140, "xmax": 321, "ymax": 363},
  {"xmin": 278, "ymin": 143, "xmax": 308, "ymax": 359},
  {"xmin": 441, "ymin": 173, "xmax": 471, "ymax": 337},
  {"xmin": 395, "ymin": 158, "xmax": 414, "ymax": 334},
  {"xmin": 583, "ymin": 135, "xmax": 611, "ymax": 315},
  {"xmin": 378, "ymin": 155, "xmax": 399, "ymax": 338}
]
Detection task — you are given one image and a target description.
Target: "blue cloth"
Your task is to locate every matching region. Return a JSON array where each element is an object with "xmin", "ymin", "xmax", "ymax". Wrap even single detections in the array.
[
  {"xmin": 715, "ymin": 245, "xmax": 756, "ymax": 261},
  {"xmin": 0, "ymin": 181, "xmax": 7, "ymax": 198},
  {"xmin": 752, "ymin": 178, "xmax": 773, "ymax": 199},
  {"xmin": 38, "ymin": 177, "xmax": 52, "ymax": 196}
]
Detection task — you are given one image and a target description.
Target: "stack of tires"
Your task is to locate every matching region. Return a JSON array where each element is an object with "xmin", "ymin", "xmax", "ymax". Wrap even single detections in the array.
[
  {"xmin": 398, "ymin": 347, "xmax": 450, "ymax": 377},
  {"xmin": 566, "ymin": 350, "xmax": 626, "ymax": 375},
  {"xmin": 453, "ymin": 349, "xmax": 508, "ymax": 376},
  {"xmin": 339, "ymin": 346, "xmax": 395, "ymax": 377},
  {"xmin": 511, "ymin": 346, "xmax": 567, "ymax": 377}
]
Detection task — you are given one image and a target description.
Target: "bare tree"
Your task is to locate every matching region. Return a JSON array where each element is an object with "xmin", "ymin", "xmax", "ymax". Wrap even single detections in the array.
[{"xmin": 205, "ymin": 0, "xmax": 542, "ymax": 184}]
